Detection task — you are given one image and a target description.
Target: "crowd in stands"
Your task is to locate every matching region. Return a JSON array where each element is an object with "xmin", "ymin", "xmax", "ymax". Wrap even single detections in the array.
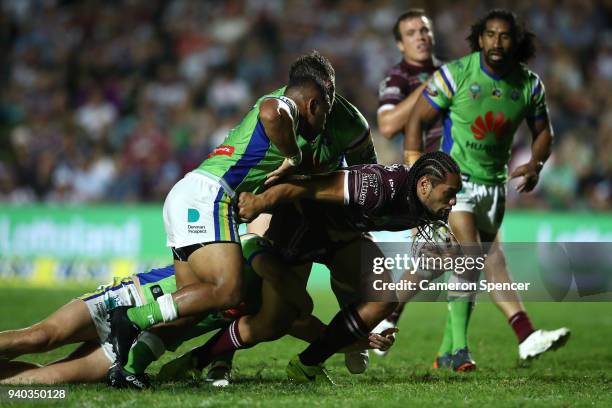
[{"xmin": 0, "ymin": 0, "xmax": 609, "ymax": 210}]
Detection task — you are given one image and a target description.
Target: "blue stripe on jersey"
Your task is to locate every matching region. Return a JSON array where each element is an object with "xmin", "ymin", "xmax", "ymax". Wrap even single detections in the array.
[
  {"xmin": 422, "ymin": 90, "xmax": 443, "ymax": 111},
  {"xmin": 222, "ymin": 120, "xmax": 271, "ymax": 190},
  {"xmin": 441, "ymin": 112, "xmax": 454, "ymax": 154},
  {"xmin": 227, "ymin": 199, "xmax": 236, "ymax": 241},
  {"xmin": 81, "ymin": 280, "xmax": 133, "ymax": 302},
  {"xmin": 136, "ymin": 265, "xmax": 175, "ymax": 285},
  {"xmin": 531, "ymin": 80, "xmax": 542, "ymax": 96},
  {"xmin": 213, "ymin": 188, "xmax": 224, "ymax": 241},
  {"xmin": 439, "ymin": 69, "xmax": 455, "ymax": 96}
]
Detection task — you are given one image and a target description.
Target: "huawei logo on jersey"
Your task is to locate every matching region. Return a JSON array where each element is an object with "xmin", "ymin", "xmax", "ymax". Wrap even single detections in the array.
[
  {"xmin": 208, "ymin": 145, "xmax": 235, "ymax": 158},
  {"xmin": 470, "ymin": 111, "xmax": 512, "ymax": 141}
]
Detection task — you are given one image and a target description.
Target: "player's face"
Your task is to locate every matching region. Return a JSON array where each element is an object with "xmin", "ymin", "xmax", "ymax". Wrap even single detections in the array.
[
  {"xmin": 305, "ymin": 95, "xmax": 331, "ymax": 137},
  {"xmin": 396, "ymin": 17, "xmax": 434, "ymax": 66},
  {"xmin": 479, "ymin": 19, "xmax": 514, "ymax": 68},
  {"xmin": 421, "ymin": 173, "xmax": 461, "ymax": 219}
]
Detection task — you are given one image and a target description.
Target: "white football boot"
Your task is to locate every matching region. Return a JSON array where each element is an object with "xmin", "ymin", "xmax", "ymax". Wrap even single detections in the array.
[{"xmin": 519, "ymin": 328, "xmax": 571, "ymax": 360}]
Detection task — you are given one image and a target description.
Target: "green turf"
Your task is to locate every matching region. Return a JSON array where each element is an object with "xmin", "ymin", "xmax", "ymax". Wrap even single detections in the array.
[{"xmin": 0, "ymin": 286, "xmax": 610, "ymax": 407}]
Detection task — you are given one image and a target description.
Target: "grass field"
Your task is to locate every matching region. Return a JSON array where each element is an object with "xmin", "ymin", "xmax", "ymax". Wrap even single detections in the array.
[{"xmin": 1, "ymin": 286, "xmax": 611, "ymax": 407}]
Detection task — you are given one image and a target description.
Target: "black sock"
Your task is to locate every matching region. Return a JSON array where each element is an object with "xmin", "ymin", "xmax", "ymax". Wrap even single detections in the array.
[{"xmin": 299, "ymin": 305, "xmax": 368, "ymax": 366}]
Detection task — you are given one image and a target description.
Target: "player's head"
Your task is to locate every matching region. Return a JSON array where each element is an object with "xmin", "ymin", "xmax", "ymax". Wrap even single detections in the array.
[
  {"xmin": 409, "ymin": 151, "xmax": 461, "ymax": 220},
  {"xmin": 393, "ymin": 9, "xmax": 434, "ymax": 66},
  {"xmin": 287, "ymin": 51, "xmax": 335, "ymax": 138},
  {"xmin": 467, "ymin": 9, "xmax": 536, "ymax": 68}
]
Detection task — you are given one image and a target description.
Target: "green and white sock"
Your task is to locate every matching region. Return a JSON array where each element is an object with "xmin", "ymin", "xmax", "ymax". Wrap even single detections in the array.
[{"xmin": 127, "ymin": 294, "xmax": 179, "ymax": 330}]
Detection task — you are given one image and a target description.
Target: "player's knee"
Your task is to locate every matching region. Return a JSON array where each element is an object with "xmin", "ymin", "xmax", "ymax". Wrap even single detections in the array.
[
  {"xmin": 24, "ymin": 324, "xmax": 57, "ymax": 351},
  {"xmin": 215, "ymin": 280, "xmax": 244, "ymax": 309}
]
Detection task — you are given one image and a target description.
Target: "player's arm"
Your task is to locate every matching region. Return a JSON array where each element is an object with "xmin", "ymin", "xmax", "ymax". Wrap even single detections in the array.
[
  {"xmin": 378, "ymin": 81, "xmax": 428, "ymax": 139},
  {"xmin": 403, "ymin": 93, "xmax": 441, "ymax": 165},
  {"xmin": 238, "ymin": 172, "xmax": 345, "ymax": 222},
  {"xmin": 509, "ymin": 117, "xmax": 553, "ymax": 193},
  {"xmin": 259, "ymin": 98, "xmax": 302, "ymax": 184},
  {"xmin": 288, "ymin": 315, "xmax": 397, "ymax": 351}
]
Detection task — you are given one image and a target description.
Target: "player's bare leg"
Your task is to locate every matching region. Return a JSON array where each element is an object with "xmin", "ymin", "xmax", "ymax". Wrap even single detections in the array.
[
  {"xmin": 288, "ymin": 239, "xmax": 399, "ymax": 383},
  {"xmin": 483, "ymin": 231, "xmax": 570, "ymax": 360},
  {"xmin": 109, "ymin": 243, "xmax": 244, "ymax": 364},
  {"xmin": 0, "ymin": 299, "xmax": 97, "ymax": 361},
  {"xmin": 158, "ymin": 262, "xmax": 310, "ymax": 381},
  {"xmin": 326, "ymin": 238, "xmax": 376, "ymax": 373},
  {"xmin": 0, "ymin": 342, "xmax": 110, "ymax": 384},
  {"xmin": 173, "ymin": 243, "xmax": 244, "ymax": 314}
]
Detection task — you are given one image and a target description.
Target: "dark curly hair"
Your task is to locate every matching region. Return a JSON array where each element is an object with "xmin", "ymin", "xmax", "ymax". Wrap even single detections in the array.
[
  {"xmin": 406, "ymin": 151, "xmax": 461, "ymax": 243},
  {"xmin": 466, "ymin": 9, "xmax": 536, "ymax": 63},
  {"xmin": 288, "ymin": 50, "xmax": 336, "ymax": 106}
]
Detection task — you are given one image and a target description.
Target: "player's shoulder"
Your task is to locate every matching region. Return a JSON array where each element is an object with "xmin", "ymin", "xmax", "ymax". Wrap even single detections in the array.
[
  {"xmin": 442, "ymin": 52, "xmax": 477, "ymax": 74},
  {"xmin": 518, "ymin": 64, "xmax": 544, "ymax": 85},
  {"xmin": 327, "ymin": 93, "xmax": 369, "ymax": 144},
  {"xmin": 385, "ymin": 59, "xmax": 410, "ymax": 78}
]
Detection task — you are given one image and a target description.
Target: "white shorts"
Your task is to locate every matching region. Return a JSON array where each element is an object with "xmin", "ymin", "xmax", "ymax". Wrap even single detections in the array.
[
  {"xmin": 452, "ymin": 179, "xmax": 506, "ymax": 235},
  {"xmin": 78, "ymin": 277, "xmax": 143, "ymax": 362},
  {"xmin": 163, "ymin": 170, "xmax": 240, "ymax": 249}
]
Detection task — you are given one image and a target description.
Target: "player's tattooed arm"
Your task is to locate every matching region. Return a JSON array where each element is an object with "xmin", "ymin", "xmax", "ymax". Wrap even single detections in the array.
[
  {"xmin": 238, "ymin": 172, "xmax": 345, "ymax": 222},
  {"xmin": 403, "ymin": 93, "xmax": 441, "ymax": 165},
  {"xmin": 289, "ymin": 315, "xmax": 398, "ymax": 352},
  {"xmin": 510, "ymin": 117, "xmax": 553, "ymax": 193},
  {"xmin": 259, "ymin": 98, "xmax": 302, "ymax": 186}
]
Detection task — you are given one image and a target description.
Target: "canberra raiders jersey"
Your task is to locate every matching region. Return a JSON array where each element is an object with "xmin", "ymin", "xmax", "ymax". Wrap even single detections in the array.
[
  {"xmin": 198, "ymin": 88, "xmax": 374, "ymax": 195},
  {"xmin": 423, "ymin": 52, "xmax": 549, "ymax": 184}
]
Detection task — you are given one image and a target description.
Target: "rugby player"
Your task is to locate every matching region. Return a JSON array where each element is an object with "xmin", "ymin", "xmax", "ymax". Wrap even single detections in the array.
[
  {"xmin": 374, "ymin": 9, "xmax": 444, "ymax": 350},
  {"xmin": 404, "ymin": 9, "xmax": 570, "ymax": 371},
  {"xmin": 108, "ymin": 51, "xmax": 377, "ymax": 366},
  {"xmin": 167, "ymin": 152, "xmax": 462, "ymax": 384},
  {"xmin": 0, "ymin": 235, "xmax": 394, "ymax": 387}
]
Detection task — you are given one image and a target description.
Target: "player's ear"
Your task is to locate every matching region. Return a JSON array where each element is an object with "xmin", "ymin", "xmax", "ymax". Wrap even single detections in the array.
[
  {"xmin": 418, "ymin": 175, "xmax": 432, "ymax": 196},
  {"xmin": 307, "ymin": 98, "xmax": 319, "ymax": 116},
  {"xmin": 478, "ymin": 35, "xmax": 483, "ymax": 49}
]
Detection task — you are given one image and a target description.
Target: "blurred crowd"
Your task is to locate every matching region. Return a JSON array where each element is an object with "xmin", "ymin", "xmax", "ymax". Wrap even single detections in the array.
[{"xmin": 0, "ymin": 0, "xmax": 610, "ymax": 210}]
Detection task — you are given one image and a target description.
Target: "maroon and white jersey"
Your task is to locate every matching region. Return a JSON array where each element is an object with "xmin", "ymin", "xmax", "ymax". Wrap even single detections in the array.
[
  {"xmin": 265, "ymin": 164, "xmax": 429, "ymax": 264},
  {"xmin": 339, "ymin": 163, "xmax": 426, "ymax": 231},
  {"xmin": 378, "ymin": 59, "xmax": 443, "ymax": 152}
]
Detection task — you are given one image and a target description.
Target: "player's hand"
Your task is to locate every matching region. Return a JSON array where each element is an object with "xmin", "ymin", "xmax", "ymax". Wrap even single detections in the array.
[
  {"xmin": 509, "ymin": 161, "xmax": 542, "ymax": 193},
  {"xmin": 265, "ymin": 158, "xmax": 297, "ymax": 186},
  {"xmin": 368, "ymin": 328, "xmax": 398, "ymax": 351},
  {"xmin": 238, "ymin": 192, "xmax": 266, "ymax": 222}
]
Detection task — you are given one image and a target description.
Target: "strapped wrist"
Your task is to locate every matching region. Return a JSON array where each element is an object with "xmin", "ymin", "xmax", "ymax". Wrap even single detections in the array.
[{"xmin": 286, "ymin": 151, "xmax": 302, "ymax": 167}]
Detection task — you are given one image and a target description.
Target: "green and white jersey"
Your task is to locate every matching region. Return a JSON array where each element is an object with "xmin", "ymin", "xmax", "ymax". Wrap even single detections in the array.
[
  {"xmin": 423, "ymin": 52, "xmax": 549, "ymax": 184},
  {"xmin": 198, "ymin": 88, "xmax": 374, "ymax": 195}
]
